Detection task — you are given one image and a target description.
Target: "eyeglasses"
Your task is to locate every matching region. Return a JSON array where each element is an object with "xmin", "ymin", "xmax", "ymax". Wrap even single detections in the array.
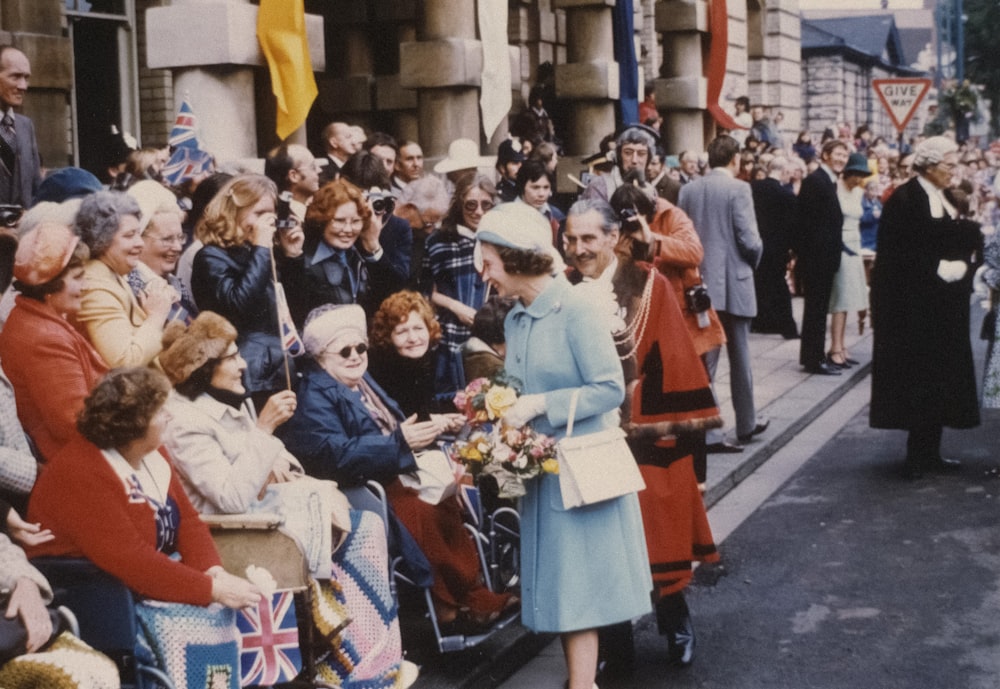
[
  {"xmin": 463, "ymin": 199, "xmax": 495, "ymax": 213},
  {"xmin": 149, "ymin": 233, "xmax": 184, "ymax": 247},
  {"xmin": 330, "ymin": 217, "xmax": 365, "ymax": 230},
  {"xmin": 332, "ymin": 343, "xmax": 368, "ymax": 358}
]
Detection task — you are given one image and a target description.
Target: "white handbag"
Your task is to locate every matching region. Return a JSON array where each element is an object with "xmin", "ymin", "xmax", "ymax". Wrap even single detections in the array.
[
  {"xmin": 398, "ymin": 449, "xmax": 460, "ymax": 505},
  {"xmin": 557, "ymin": 390, "xmax": 645, "ymax": 509}
]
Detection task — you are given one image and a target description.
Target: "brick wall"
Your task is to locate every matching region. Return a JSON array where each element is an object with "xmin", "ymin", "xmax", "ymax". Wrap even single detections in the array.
[{"xmin": 136, "ymin": 0, "xmax": 173, "ymax": 147}]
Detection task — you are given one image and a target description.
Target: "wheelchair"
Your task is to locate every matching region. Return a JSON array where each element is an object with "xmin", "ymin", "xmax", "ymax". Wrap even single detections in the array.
[
  {"xmin": 33, "ymin": 513, "xmax": 332, "ymax": 689},
  {"xmin": 364, "ymin": 478, "xmax": 521, "ymax": 654}
]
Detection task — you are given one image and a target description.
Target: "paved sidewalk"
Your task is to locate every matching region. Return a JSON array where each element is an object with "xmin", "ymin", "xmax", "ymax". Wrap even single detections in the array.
[
  {"xmin": 702, "ymin": 299, "xmax": 872, "ymax": 508},
  {"xmin": 411, "ymin": 297, "xmax": 876, "ymax": 689}
]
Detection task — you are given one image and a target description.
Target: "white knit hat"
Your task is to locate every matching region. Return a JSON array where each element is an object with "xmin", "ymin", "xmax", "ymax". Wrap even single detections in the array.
[
  {"xmin": 473, "ymin": 200, "xmax": 565, "ymax": 274},
  {"xmin": 126, "ymin": 180, "xmax": 181, "ymax": 234},
  {"xmin": 303, "ymin": 304, "xmax": 368, "ymax": 357}
]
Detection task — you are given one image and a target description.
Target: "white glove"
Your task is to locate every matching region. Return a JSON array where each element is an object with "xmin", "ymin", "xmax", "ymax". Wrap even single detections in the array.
[
  {"xmin": 937, "ymin": 259, "xmax": 967, "ymax": 283},
  {"xmin": 503, "ymin": 393, "xmax": 546, "ymax": 428}
]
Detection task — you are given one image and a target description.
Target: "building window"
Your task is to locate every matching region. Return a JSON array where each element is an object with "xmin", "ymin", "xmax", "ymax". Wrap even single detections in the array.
[{"xmin": 65, "ymin": 0, "xmax": 127, "ymax": 17}]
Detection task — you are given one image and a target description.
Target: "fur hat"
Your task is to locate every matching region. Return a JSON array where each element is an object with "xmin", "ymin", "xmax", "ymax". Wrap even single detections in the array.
[
  {"xmin": 13, "ymin": 222, "xmax": 80, "ymax": 286},
  {"xmin": 159, "ymin": 311, "xmax": 238, "ymax": 385}
]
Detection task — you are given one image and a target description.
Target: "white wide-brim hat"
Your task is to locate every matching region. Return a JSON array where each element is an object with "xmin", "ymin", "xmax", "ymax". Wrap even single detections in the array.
[{"xmin": 433, "ymin": 138, "xmax": 496, "ymax": 174}]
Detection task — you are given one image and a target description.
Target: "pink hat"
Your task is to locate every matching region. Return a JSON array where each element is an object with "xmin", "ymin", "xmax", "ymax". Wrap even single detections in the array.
[{"xmin": 13, "ymin": 222, "xmax": 80, "ymax": 286}]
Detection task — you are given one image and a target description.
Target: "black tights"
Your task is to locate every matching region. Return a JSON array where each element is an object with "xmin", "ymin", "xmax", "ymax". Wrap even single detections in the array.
[{"xmin": 906, "ymin": 424, "xmax": 942, "ymax": 465}]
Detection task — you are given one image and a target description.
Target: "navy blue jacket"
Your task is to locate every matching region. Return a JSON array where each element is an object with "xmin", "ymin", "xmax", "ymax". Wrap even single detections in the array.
[{"xmin": 278, "ymin": 365, "xmax": 417, "ymax": 487}]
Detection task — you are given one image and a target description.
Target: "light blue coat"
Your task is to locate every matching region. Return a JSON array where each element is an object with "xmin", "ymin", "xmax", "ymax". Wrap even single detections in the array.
[{"xmin": 504, "ymin": 274, "xmax": 652, "ymax": 632}]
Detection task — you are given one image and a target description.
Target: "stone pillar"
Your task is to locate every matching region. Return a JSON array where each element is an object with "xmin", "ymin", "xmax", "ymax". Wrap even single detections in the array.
[
  {"xmin": 553, "ymin": 0, "xmax": 617, "ymax": 156},
  {"xmin": 146, "ymin": 0, "xmax": 324, "ymax": 162},
  {"xmin": 399, "ymin": 0, "xmax": 481, "ymax": 160},
  {"xmin": 757, "ymin": 0, "xmax": 802, "ymax": 137},
  {"xmin": 372, "ymin": 1, "xmax": 419, "ymax": 144},
  {"xmin": 0, "ymin": 0, "xmax": 73, "ymax": 168},
  {"xmin": 315, "ymin": 1, "xmax": 375, "ymax": 133},
  {"xmin": 655, "ymin": 0, "xmax": 708, "ymax": 154}
]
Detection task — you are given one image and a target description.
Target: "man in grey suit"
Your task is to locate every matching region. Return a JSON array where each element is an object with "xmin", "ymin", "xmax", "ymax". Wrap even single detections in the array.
[
  {"xmin": 679, "ymin": 135, "xmax": 768, "ymax": 449},
  {"xmin": 0, "ymin": 46, "xmax": 40, "ymax": 209}
]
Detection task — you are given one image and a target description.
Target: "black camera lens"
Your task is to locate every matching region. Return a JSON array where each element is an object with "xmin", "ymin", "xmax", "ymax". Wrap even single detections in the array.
[
  {"xmin": 372, "ymin": 197, "xmax": 395, "ymax": 215},
  {"xmin": 0, "ymin": 206, "xmax": 23, "ymax": 228}
]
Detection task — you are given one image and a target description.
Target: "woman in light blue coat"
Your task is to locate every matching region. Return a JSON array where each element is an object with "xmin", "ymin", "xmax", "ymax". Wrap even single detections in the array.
[{"xmin": 474, "ymin": 203, "xmax": 651, "ymax": 689}]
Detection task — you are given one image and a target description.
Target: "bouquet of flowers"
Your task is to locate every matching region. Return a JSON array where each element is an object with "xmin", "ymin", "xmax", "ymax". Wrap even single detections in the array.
[{"xmin": 450, "ymin": 372, "xmax": 559, "ymax": 499}]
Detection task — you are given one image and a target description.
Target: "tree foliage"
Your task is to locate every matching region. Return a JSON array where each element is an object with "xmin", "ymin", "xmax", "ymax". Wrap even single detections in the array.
[{"xmin": 963, "ymin": 0, "xmax": 1000, "ymax": 135}]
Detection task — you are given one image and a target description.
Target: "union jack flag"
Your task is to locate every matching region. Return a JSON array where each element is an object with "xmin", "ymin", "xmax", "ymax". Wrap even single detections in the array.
[
  {"xmin": 275, "ymin": 282, "xmax": 305, "ymax": 357},
  {"xmin": 237, "ymin": 591, "xmax": 302, "ymax": 687},
  {"xmin": 169, "ymin": 99, "xmax": 199, "ymax": 149},
  {"xmin": 160, "ymin": 147, "xmax": 214, "ymax": 187}
]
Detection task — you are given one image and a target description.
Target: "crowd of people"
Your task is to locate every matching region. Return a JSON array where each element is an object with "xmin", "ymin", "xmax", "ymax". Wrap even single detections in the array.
[{"xmin": 0, "ymin": 38, "xmax": 996, "ymax": 689}]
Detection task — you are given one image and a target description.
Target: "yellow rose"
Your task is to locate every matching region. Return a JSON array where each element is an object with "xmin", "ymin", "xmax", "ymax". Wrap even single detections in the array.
[
  {"xmin": 460, "ymin": 445, "xmax": 483, "ymax": 462},
  {"xmin": 484, "ymin": 385, "xmax": 518, "ymax": 420},
  {"xmin": 541, "ymin": 459, "xmax": 559, "ymax": 474}
]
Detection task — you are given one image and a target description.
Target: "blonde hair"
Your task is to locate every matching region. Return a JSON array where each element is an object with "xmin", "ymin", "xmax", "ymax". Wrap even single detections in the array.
[{"xmin": 196, "ymin": 174, "xmax": 277, "ymax": 248}]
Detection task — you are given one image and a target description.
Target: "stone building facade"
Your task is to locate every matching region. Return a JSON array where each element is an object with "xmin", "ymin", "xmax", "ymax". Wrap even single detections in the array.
[
  {"xmin": 801, "ymin": 15, "xmax": 928, "ymax": 143},
  {"xmin": 2, "ymin": 0, "xmax": 801, "ymax": 192}
]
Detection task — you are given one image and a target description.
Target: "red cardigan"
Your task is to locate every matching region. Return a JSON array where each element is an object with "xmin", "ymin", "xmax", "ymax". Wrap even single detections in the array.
[
  {"xmin": 0, "ymin": 296, "xmax": 109, "ymax": 462},
  {"xmin": 27, "ymin": 436, "xmax": 220, "ymax": 606}
]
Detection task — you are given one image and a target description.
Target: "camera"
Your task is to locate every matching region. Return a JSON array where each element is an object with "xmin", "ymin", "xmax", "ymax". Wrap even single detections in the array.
[
  {"xmin": 276, "ymin": 191, "xmax": 297, "ymax": 231},
  {"xmin": 0, "ymin": 205, "xmax": 23, "ymax": 228},
  {"xmin": 684, "ymin": 283, "xmax": 712, "ymax": 314},
  {"xmin": 619, "ymin": 207, "xmax": 641, "ymax": 229},
  {"xmin": 366, "ymin": 189, "xmax": 395, "ymax": 216}
]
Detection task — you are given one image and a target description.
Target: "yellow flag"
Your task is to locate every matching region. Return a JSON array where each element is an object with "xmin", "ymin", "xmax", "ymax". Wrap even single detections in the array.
[{"xmin": 257, "ymin": 0, "xmax": 318, "ymax": 140}]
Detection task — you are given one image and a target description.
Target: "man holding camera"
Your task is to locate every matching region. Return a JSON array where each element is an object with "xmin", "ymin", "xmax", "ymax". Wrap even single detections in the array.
[
  {"xmin": 679, "ymin": 135, "xmax": 767, "ymax": 449},
  {"xmin": 0, "ymin": 46, "xmax": 40, "ymax": 209}
]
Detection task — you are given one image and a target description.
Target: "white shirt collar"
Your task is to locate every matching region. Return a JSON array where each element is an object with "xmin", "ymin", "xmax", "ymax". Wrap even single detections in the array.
[
  {"xmin": 457, "ymin": 224, "xmax": 477, "ymax": 241},
  {"xmin": 819, "ymin": 163, "xmax": 839, "ymax": 183},
  {"xmin": 916, "ymin": 175, "xmax": 955, "ymax": 219}
]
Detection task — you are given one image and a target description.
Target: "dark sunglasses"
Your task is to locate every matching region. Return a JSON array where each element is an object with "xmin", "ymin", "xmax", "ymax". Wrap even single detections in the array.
[
  {"xmin": 334, "ymin": 343, "xmax": 369, "ymax": 358},
  {"xmin": 463, "ymin": 199, "xmax": 495, "ymax": 213}
]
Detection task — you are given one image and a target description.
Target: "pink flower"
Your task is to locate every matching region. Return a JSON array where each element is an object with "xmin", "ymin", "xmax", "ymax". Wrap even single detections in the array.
[
  {"xmin": 465, "ymin": 377, "xmax": 488, "ymax": 396},
  {"xmin": 502, "ymin": 426, "xmax": 525, "ymax": 446},
  {"xmin": 453, "ymin": 390, "xmax": 468, "ymax": 411}
]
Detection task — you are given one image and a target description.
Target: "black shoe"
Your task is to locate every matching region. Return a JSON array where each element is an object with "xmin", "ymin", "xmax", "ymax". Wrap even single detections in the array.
[
  {"xmin": 927, "ymin": 457, "xmax": 962, "ymax": 473},
  {"xmin": 804, "ymin": 362, "xmax": 843, "ymax": 376},
  {"xmin": 843, "ymin": 356, "xmax": 860, "ymax": 366},
  {"xmin": 666, "ymin": 613, "xmax": 696, "ymax": 667},
  {"xmin": 706, "ymin": 441, "xmax": 744, "ymax": 454},
  {"xmin": 781, "ymin": 330, "xmax": 800, "ymax": 340},
  {"xmin": 901, "ymin": 461, "xmax": 925, "ymax": 480},
  {"xmin": 737, "ymin": 419, "xmax": 770, "ymax": 444}
]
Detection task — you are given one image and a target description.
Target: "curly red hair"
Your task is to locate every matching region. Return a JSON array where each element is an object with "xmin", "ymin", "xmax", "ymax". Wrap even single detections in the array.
[
  {"xmin": 303, "ymin": 179, "xmax": 372, "ymax": 242},
  {"xmin": 370, "ymin": 290, "xmax": 442, "ymax": 352}
]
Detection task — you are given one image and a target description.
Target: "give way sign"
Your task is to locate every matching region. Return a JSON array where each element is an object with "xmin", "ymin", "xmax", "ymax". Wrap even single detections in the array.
[{"xmin": 872, "ymin": 78, "xmax": 932, "ymax": 132}]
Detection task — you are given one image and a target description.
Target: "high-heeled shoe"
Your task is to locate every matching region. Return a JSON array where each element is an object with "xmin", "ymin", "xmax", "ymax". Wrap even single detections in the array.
[{"xmin": 826, "ymin": 351, "xmax": 851, "ymax": 368}]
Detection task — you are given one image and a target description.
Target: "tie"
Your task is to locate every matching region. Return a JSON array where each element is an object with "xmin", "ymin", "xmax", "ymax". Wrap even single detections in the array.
[
  {"xmin": 335, "ymin": 251, "xmax": 357, "ymax": 297},
  {"xmin": 0, "ymin": 114, "xmax": 15, "ymax": 174}
]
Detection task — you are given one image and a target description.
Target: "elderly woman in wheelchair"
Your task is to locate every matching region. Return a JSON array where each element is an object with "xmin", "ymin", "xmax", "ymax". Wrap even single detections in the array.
[
  {"xmin": 279, "ymin": 304, "xmax": 518, "ymax": 634},
  {"xmin": 27, "ymin": 367, "xmax": 262, "ymax": 686},
  {"xmin": 158, "ymin": 311, "xmax": 415, "ymax": 689}
]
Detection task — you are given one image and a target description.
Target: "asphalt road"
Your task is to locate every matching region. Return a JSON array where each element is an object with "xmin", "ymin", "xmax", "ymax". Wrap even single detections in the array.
[{"xmin": 605, "ymin": 394, "xmax": 1000, "ymax": 689}]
